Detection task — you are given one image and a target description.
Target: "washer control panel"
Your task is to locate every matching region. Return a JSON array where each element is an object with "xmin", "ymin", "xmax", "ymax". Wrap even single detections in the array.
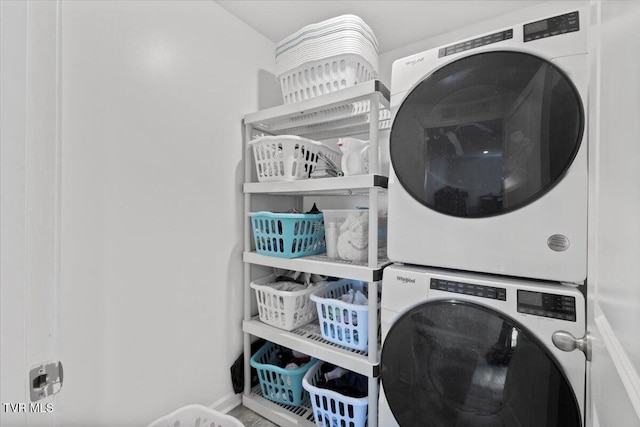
[
  {"xmin": 524, "ymin": 11, "xmax": 579, "ymax": 42},
  {"xmin": 430, "ymin": 278, "xmax": 506, "ymax": 301},
  {"xmin": 517, "ymin": 290, "xmax": 576, "ymax": 321}
]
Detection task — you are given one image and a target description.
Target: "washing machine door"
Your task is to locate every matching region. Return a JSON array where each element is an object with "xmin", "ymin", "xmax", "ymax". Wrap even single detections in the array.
[
  {"xmin": 390, "ymin": 51, "xmax": 584, "ymax": 217},
  {"xmin": 380, "ymin": 301, "xmax": 582, "ymax": 427}
]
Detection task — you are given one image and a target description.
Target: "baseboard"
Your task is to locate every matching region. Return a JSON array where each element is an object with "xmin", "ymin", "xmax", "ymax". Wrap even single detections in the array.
[{"xmin": 210, "ymin": 392, "xmax": 242, "ymax": 414}]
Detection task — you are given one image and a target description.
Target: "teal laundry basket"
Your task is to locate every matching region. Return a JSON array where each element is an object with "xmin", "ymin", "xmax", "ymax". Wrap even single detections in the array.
[
  {"xmin": 250, "ymin": 342, "xmax": 316, "ymax": 406},
  {"xmin": 250, "ymin": 211, "xmax": 325, "ymax": 258}
]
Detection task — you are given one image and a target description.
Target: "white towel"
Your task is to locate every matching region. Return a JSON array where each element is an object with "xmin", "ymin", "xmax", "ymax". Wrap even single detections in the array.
[
  {"xmin": 339, "ymin": 289, "xmax": 368, "ymax": 305},
  {"xmin": 336, "ymin": 213, "xmax": 368, "ymax": 261},
  {"xmin": 266, "ymin": 281, "xmax": 307, "ymax": 292}
]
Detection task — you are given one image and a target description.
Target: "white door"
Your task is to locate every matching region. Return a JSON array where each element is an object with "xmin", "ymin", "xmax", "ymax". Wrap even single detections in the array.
[
  {"xmin": 0, "ymin": 1, "xmax": 62, "ymax": 426},
  {"xmin": 587, "ymin": 1, "xmax": 640, "ymax": 426}
]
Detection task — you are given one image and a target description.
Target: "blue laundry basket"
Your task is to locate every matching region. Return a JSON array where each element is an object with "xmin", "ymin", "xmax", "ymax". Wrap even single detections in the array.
[
  {"xmin": 310, "ymin": 280, "xmax": 379, "ymax": 352},
  {"xmin": 250, "ymin": 211, "xmax": 325, "ymax": 258},
  {"xmin": 302, "ymin": 361, "xmax": 368, "ymax": 427}
]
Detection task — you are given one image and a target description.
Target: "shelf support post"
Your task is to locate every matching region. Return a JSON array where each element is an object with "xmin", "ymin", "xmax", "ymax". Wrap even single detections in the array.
[
  {"xmin": 243, "ymin": 121, "xmax": 253, "ymax": 396},
  {"xmin": 368, "ymin": 377, "xmax": 379, "ymax": 427},
  {"xmin": 366, "ymin": 95, "xmax": 381, "ymax": 427},
  {"xmin": 369, "ymin": 92, "xmax": 380, "ymax": 175}
]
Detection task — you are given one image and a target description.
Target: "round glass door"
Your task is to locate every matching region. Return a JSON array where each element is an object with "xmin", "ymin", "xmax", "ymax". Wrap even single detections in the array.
[
  {"xmin": 380, "ymin": 301, "xmax": 582, "ymax": 427},
  {"xmin": 390, "ymin": 51, "xmax": 584, "ymax": 217}
]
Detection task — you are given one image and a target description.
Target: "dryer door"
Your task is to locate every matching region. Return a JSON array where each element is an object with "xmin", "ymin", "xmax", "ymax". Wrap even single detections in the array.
[
  {"xmin": 390, "ymin": 51, "xmax": 584, "ymax": 217},
  {"xmin": 380, "ymin": 301, "xmax": 582, "ymax": 427}
]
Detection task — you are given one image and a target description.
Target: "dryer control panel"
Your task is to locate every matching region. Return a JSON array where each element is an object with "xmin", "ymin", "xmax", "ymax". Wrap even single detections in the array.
[
  {"xmin": 524, "ymin": 11, "xmax": 580, "ymax": 42},
  {"xmin": 438, "ymin": 29, "xmax": 513, "ymax": 58},
  {"xmin": 517, "ymin": 290, "xmax": 576, "ymax": 321}
]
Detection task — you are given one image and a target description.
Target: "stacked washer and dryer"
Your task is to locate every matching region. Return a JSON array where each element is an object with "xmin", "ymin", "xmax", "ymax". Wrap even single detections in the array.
[{"xmin": 380, "ymin": 8, "xmax": 590, "ymax": 427}]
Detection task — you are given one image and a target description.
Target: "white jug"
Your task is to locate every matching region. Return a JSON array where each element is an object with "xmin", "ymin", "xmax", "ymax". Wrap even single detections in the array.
[{"xmin": 338, "ymin": 137, "xmax": 369, "ymax": 176}]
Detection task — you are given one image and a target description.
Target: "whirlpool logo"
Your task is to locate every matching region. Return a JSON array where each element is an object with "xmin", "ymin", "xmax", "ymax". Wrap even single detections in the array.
[
  {"xmin": 405, "ymin": 56, "xmax": 425, "ymax": 66},
  {"xmin": 397, "ymin": 276, "xmax": 416, "ymax": 284}
]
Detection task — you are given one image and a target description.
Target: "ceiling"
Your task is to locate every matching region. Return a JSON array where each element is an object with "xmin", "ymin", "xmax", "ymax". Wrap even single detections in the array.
[{"xmin": 215, "ymin": 1, "xmax": 546, "ymax": 54}]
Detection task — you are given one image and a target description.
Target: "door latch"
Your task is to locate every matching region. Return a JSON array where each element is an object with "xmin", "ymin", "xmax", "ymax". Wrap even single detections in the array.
[
  {"xmin": 29, "ymin": 361, "xmax": 63, "ymax": 401},
  {"xmin": 552, "ymin": 330, "xmax": 592, "ymax": 361}
]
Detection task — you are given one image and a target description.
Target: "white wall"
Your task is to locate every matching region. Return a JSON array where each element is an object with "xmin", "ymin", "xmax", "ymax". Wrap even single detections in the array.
[{"xmin": 59, "ymin": 1, "xmax": 278, "ymax": 425}]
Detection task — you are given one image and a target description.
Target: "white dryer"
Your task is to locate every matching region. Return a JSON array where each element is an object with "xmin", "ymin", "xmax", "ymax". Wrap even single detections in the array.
[
  {"xmin": 387, "ymin": 9, "xmax": 588, "ymax": 283},
  {"xmin": 379, "ymin": 264, "xmax": 587, "ymax": 427}
]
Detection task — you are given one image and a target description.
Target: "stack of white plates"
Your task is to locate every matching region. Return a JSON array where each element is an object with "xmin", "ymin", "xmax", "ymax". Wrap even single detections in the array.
[{"xmin": 275, "ymin": 15, "xmax": 380, "ymax": 104}]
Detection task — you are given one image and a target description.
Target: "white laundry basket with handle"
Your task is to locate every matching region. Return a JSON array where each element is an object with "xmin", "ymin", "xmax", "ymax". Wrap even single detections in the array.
[{"xmin": 147, "ymin": 404, "xmax": 244, "ymax": 427}]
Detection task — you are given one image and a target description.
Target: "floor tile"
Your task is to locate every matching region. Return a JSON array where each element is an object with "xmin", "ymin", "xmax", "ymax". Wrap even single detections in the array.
[{"xmin": 227, "ymin": 404, "xmax": 279, "ymax": 427}]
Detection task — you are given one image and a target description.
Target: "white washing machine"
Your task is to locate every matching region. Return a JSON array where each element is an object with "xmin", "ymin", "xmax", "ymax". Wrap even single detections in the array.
[
  {"xmin": 387, "ymin": 9, "xmax": 588, "ymax": 283},
  {"xmin": 378, "ymin": 264, "xmax": 587, "ymax": 427}
]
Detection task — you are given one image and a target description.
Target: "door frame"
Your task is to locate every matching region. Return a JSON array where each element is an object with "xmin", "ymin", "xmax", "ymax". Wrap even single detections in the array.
[
  {"xmin": 0, "ymin": 1, "xmax": 63, "ymax": 425},
  {"xmin": 586, "ymin": 1, "xmax": 640, "ymax": 426}
]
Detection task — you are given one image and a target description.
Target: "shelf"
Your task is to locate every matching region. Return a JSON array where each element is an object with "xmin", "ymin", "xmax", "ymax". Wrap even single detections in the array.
[
  {"xmin": 244, "ymin": 317, "xmax": 379, "ymax": 378},
  {"xmin": 243, "ymin": 81, "xmax": 385, "ymax": 427},
  {"xmin": 244, "ymin": 174, "xmax": 388, "ymax": 195},
  {"xmin": 243, "ymin": 80, "xmax": 390, "ymax": 140},
  {"xmin": 243, "ymin": 387, "xmax": 315, "ymax": 427},
  {"xmin": 243, "ymin": 252, "xmax": 390, "ymax": 282}
]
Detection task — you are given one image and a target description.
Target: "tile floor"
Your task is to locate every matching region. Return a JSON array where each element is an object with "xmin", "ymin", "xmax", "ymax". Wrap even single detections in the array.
[{"xmin": 227, "ymin": 404, "xmax": 279, "ymax": 427}]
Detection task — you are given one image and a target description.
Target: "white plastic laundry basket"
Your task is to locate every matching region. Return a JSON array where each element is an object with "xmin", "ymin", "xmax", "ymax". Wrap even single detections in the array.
[
  {"xmin": 250, "ymin": 274, "xmax": 321, "ymax": 331},
  {"xmin": 147, "ymin": 404, "xmax": 244, "ymax": 427},
  {"xmin": 249, "ymin": 135, "xmax": 342, "ymax": 182},
  {"xmin": 277, "ymin": 54, "xmax": 377, "ymax": 104}
]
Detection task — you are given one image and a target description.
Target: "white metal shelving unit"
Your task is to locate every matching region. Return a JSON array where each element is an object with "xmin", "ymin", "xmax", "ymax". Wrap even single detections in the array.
[{"xmin": 242, "ymin": 80, "xmax": 391, "ymax": 427}]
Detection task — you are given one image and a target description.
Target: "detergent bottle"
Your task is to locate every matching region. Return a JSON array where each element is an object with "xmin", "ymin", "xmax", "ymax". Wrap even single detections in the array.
[{"xmin": 337, "ymin": 137, "xmax": 369, "ymax": 176}]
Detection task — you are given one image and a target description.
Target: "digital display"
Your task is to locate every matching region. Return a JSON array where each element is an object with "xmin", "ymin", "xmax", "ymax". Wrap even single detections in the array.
[
  {"xmin": 525, "ymin": 20, "xmax": 548, "ymax": 35},
  {"xmin": 517, "ymin": 290, "xmax": 577, "ymax": 321},
  {"xmin": 523, "ymin": 11, "xmax": 579, "ymax": 42},
  {"xmin": 519, "ymin": 290, "xmax": 543, "ymax": 307}
]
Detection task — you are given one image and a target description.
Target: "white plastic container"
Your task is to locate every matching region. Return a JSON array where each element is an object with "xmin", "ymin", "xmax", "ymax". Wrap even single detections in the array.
[
  {"xmin": 147, "ymin": 404, "xmax": 244, "ymax": 427},
  {"xmin": 338, "ymin": 137, "xmax": 369, "ymax": 176},
  {"xmin": 275, "ymin": 14, "xmax": 379, "ymax": 58},
  {"xmin": 322, "ymin": 209, "xmax": 387, "ymax": 262},
  {"xmin": 249, "ymin": 135, "xmax": 341, "ymax": 182},
  {"xmin": 274, "ymin": 14, "xmax": 379, "ymax": 103},
  {"xmin": 277, "ymin": 54, "xmax": 377, "ymax": 104},
  {"xmin": 250, "ymin": 274, "xmax": 321, "ymax": 331}
]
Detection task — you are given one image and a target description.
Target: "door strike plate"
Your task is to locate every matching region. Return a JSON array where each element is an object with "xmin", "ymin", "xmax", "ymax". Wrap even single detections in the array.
[{"xmin": 29, "ymin": 361, "xmax": 63, "ymax": 402}]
